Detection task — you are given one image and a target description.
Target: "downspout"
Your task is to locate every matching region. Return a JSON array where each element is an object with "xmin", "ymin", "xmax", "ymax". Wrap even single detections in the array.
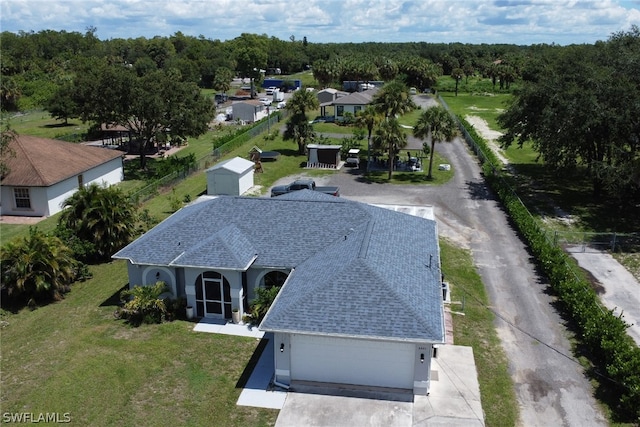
[{"xmin": 272, "ymin": 379, "xmax": 290, "ymax": 390}]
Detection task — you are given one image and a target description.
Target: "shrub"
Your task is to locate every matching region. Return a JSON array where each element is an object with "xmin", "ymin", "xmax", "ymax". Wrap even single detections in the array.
[
  {"xmin": 249, "ymin": 286, "xmax": 281, "ymax": 325},
  {"xmin": 115, "ymin": 281, "xmax": 170, "ymax": 326},
  {"xmin": 0, "ymin": 228, "xmax": 81, "ymax": 308}
]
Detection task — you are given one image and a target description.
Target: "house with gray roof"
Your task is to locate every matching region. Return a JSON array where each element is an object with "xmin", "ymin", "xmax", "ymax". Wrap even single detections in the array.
[
  {"xmin": 332, "ymin": 87, "xmax": 379, "ymax": 122},
  {"xmin": 113, "ymin": 190, "xmax": 445, "ymax": 395}
]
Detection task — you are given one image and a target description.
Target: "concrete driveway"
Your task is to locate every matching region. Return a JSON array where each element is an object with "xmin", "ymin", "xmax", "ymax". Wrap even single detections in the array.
[
  {"xmin": 275, "ymin": 346, "xmax": 484, "ymax": 427},
  {"xmin": 286, "ymin": 94, "xmax": 608, "ymax": 426}
]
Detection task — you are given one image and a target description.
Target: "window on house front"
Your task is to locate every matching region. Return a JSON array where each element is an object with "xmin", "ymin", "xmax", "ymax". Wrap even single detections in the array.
[
  {"xmin": 354, "ymin": 106, "xmax": 362, "ymax": 114},
  {"xmin": 14, "ymin": 188, "xmax": 31, "ymax": 209},
  {"xmin": 337, "ymin": 105, "xmax": 344, "ymax": 117}
]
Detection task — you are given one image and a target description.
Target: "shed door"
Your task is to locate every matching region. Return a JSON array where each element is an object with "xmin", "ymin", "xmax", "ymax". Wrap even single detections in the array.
[{"xmin": 290, "ymin": 335, "xmax": 414, "ymax": 389}]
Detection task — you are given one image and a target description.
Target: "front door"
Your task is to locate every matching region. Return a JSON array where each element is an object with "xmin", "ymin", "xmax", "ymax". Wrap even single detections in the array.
[{"xmin": 195, "ymin": 271, "xmax": 231, "ymax": 318}]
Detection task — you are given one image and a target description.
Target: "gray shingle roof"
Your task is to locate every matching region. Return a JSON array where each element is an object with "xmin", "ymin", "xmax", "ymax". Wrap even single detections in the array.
[
  {"xmin": 113, "ymin": 190, "xmax": 444, "ymax": 342},
  {"xmin": 332, "ymin": 87, "xmax": 379, "ymax": 106}
]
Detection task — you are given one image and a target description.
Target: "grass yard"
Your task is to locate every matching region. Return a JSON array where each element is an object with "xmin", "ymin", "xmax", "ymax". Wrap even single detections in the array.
[
  {"xmin": 1, "ymin": 110, "xmax": 91, "ymax": 141},
  {"xmin": 0, "ymin": 260, "xmax": 278, "ymax": 426},
  {"xmin": 440, "ymin": 239, "xmax": 519, "ymax": 427},
  {"xmin": 440, "ymin": 92, "xmax": 511, "ymax": 131}
]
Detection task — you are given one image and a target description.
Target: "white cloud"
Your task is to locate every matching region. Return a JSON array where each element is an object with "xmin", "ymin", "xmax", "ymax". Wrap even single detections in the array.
[{"xmin": 0, "ymin": 0, "xmax": 637, "ymax": 44}]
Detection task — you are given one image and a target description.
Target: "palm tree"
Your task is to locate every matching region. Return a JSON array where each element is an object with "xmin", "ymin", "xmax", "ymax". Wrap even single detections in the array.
[
  {"xmin": 372, "ymin": 117, "xmax": 407, "ymax": 180},
  {"xmin": 283, "ymin": 89, "xmax": 319, "ymax": 154},
  {"xmin": 1, "ymin": 227, "xmax": 78, "ymax": 305},
  {"xmin": 355, "ymin": 106, "xmax": 380, "ymax": 172},
  {"xmin": 451, "ymin": 68, "xmax": 464, "ymax": 96},
  {"xmin": 369, "ymin": 81, "xmax": 414, "ymax": 179},
  {"xmin": 371, "ymin": 80, "xmax": 415, "ymax": 119},
  {"xmin": 58, "ymin": 183, "xmax": 138, "ymax": 262},
  {"xmin": 413, "ymin": 106, "xmax": 459, "ymax": 179}
]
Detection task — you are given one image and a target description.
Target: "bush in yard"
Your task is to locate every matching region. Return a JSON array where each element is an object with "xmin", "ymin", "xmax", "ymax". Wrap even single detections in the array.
[
  {"xmin": 249, "ymin": 286, "xmax": 281, "ymax": 325},
  {"xmin": 115, "ymin": 281, "xmax": 170, "ymax": 326},
  {"xmin": 0, "ymin": 227, "xmax": 85, "ymax": 308},
  {"xmin": 58, "ymin": 183, "xmax": 138, "ymax": 263}
]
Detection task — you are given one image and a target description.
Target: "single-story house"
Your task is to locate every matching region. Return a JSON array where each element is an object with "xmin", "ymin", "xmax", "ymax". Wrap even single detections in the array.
[
  {"xmin": 232, "ymin": 100, "xmax": 268, "ymax": 123},
  {"xmin": 316, "ymin": 88, "xmax": 348, "ymax": 117},
  {"xmin": 332, "ymin": 87, "xmax": 379, "ymax": 121},
  {"xmin": 112, "ymin": 191, "xmax": 445, "ymax": 395},
  {"xmin": 0, "ymin": 135, "xmax": 124, "ymax": 217},
  {"xmin": 306, "ymin": 144, "xmax": 341, "ymax": 168},
  {"xmin": 205, "ymin": 157, "xmax": 255, "ymax": 196}
]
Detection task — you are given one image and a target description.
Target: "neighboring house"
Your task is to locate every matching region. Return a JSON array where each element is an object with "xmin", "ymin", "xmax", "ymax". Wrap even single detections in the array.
[
  {"xmin": 0, "ymin": 135, "xmax": 124, "ymax": 217},
  {"xmin": 232, "ymin": 100, "xmax": 268, "ymax": 123},
  {"xmin": 205, "ymin": 157, "xmax": 255, "ymax": 196},
  {"xmin": 316, "ymin": 88, "xmax": 347, "ymax": 117},
  {"xmin": 112, "ymin": 191, "xmax": 445, "ymax": 395},
  {"xmin": 332, "ymin": 87, "xmax": 379, "ymax": 121}
]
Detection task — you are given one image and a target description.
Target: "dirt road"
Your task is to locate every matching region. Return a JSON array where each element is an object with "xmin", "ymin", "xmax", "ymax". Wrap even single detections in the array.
[{"xmin": 300, "ymin": 94, "xmax": 608, "ymax": 426}]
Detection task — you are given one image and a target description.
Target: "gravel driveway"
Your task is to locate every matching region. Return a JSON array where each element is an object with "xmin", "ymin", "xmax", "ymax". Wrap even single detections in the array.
[{"xmin": 281, "ymin": 94, "xmax": 607, "ymax": 425}]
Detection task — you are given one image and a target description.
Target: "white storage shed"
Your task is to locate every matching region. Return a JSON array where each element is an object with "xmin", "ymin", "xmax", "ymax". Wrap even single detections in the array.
[{"xmin": 206, "ymin": 157, "xmax": 255, "ymax": 196}]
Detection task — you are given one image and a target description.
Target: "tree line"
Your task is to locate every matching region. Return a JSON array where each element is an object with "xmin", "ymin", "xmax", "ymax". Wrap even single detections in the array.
[
  {"xmin": 1, "ymin": 26, "xmax": 638, "ymax": 203},
  {"xmin": 0, "ymin": 28, "xmax": 529, "ymax": 111}
]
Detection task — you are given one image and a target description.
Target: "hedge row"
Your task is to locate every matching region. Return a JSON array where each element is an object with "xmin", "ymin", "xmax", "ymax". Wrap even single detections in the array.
[{"xmin": 457, "ymin": 117, "xmax": 640, "ymax": 421}]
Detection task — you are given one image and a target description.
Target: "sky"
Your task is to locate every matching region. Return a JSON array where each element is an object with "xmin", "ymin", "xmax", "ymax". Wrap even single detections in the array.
[{"xmin": 1, "ymin": 0, "xmax": 639, "ymax": 46}]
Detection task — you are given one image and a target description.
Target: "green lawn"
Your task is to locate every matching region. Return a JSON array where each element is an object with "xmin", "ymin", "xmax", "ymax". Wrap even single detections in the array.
[
  {"xmin": 1, "ymin": 110, "xmax": 91, "ymax": 141},
  {"xmin": 441, "ymin": 239, "xmax": 518, "ymax": 427},
  {"xmin": 440, "ymin": 92, "xmax": 511, "ymax": 131},
  {"xmin": 0, "ymin": 260, "xmax": 278, "ymax": 427}
]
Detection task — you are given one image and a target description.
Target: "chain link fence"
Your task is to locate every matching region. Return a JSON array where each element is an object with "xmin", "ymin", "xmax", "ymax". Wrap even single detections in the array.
[{"xmin": 128, "ymin": 112, "xmax": 285, "ymax": 205}]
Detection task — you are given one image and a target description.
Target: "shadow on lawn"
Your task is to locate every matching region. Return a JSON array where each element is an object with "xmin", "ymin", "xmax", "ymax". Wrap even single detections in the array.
[
  {"xmin": 235, "ymin": 337, "xmax": 269, "ymax": 389},
  {"xmin": 100, "ymin": 284, "xmax": 128, "ymax": 307}
]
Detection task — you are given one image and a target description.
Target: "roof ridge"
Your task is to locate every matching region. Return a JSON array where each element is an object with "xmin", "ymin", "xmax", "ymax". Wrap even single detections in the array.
[
  {"xmin": 217, "ymin": 223, "xmax": 256, "ymax": 268},
  {"xmin": 14, "ymin": 136, "xmax": 48, "ymax": 185}
]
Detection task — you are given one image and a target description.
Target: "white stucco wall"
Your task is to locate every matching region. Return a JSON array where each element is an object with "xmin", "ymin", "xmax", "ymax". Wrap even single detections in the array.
[{"xmin": 0, "ymin": 157, "xmax": 123, "ymax": 217}]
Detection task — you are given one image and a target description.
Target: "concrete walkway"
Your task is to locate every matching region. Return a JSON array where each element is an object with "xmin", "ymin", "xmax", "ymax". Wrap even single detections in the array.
[{"xmin": 193, "ymin": 318, "xmax": 287, "ymax": 409}]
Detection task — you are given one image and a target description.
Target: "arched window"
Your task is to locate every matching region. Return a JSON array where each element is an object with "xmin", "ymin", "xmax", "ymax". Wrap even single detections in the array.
[{"xmin": 263, "ymin": 271, "xmax": 288, "ymax": 289}]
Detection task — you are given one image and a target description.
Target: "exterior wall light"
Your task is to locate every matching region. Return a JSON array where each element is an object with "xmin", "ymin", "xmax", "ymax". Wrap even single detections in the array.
[
  {"xmin": 420, "ymin": 353, "xmax": 424, "ymax": 363},
  {"xmin": 280, "ymin": 343, "xmax": 285, "ymax": 353}
]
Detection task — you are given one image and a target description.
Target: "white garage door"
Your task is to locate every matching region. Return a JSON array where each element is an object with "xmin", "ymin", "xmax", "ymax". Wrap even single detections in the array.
[{"xmin": 290, "ymin": 335, "xmax": 415, "ymax": 389}]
